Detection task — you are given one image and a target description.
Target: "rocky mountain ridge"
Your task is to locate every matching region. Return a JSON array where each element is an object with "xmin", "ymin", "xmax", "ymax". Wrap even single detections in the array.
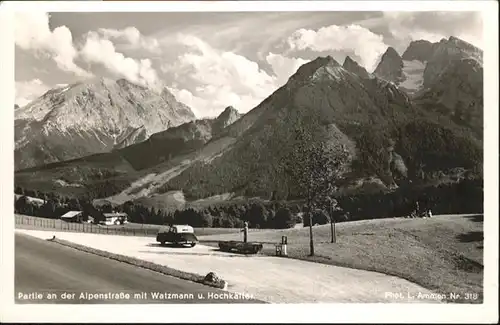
[
  {"xmin": 343, "ymin": 56, "xmax": 372, "ymax": 79},
  {"xmin": 15, "ymin": 77, "xmax": 196, "ymax": 170},
  {"xmin": 14, "ymin": 36, "xmax": 483, "ymax": 209},
  {"xmin": 373, "ymin": 47, "xmax": 405, "ymax": 84},
  {"xmin": 372, "ymin": 36, "xmax": 482, "ymax": 98}
]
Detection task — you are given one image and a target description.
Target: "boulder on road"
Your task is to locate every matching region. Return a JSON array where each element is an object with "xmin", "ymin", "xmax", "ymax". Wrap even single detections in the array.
[{"xmin": 203, "ymin": 272, "xmax": 227, "ymax": 289}]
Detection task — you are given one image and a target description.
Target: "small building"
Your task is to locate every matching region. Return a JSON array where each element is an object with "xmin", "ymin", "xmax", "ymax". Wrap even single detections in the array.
[
  {"xmin": 61, "ymin": 211, "xmax": 84, "ymax": 223},
  {"xmin": 101, "ymin": 212, "xmax": 128, "ymax": 225}
]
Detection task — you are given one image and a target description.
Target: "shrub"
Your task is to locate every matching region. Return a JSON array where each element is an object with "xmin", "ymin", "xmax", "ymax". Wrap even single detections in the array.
[
  {"xmin": 273, "ymin": 207, "xmax": 295, "ymax": 229},
  {"xmin": 303, "ymin": 209, "xmax": 330, "ymax": 227}
]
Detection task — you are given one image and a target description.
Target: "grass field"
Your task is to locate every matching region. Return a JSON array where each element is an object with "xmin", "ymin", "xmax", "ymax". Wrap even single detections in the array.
[{"xmin": 199, "ymin": 214, "xmax": 484, "ymax": 303}]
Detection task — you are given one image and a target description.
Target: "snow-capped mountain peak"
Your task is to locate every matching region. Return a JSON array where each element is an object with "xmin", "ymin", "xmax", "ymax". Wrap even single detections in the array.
[
  {"xmin": 15, "ymin": 77, "xmax": 196, "ymax": 170},
  {"xmin": 372, "ymin": 35, "xmax": 483, "ymax": 96}
]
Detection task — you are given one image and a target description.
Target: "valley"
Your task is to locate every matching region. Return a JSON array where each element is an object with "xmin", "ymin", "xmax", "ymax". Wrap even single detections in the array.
[{"xmin": 14, "ymin": 35, "xmax": 484, "ymax": 228}]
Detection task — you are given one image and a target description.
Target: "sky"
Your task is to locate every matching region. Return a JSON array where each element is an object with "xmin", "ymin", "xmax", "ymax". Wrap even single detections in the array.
[{"xmin": 14, "ymin": 11, "xmax": 484, "ymax": 118}]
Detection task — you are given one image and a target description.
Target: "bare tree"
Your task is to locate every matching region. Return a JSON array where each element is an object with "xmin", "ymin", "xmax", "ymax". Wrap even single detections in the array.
[
  {"xmin": 326, "ymin": 197, "xmax": 343, "ymax": 243},
  {"xmin": 280, "ymin": 119, "xmax": 349, "ymax": 256}
]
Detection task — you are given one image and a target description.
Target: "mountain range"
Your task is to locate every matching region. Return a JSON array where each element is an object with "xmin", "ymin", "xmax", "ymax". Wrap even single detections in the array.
[
  {"xmin": 14, "ymin": 36, "xmax": 483, "ymax": 210},
  {"xmin": 15, "ymin": 77, "xmax": 196, "ymax": 170},
  {"xmin": 371, "ymin": 36, "xmax": 483, "ymax": 138},
  {"xmin": 373, "ymin": 36, "xmax": 482, "ymax": 96}
]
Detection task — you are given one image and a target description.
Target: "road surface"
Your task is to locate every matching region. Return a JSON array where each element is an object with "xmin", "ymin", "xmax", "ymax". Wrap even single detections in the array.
[
  {"xmin": 17, "ymin": 229, "xmax": 443, "ymax": 303},
  {"xmin": 15, "ymin": 233, "xmax": 261, "ymax": 304}
]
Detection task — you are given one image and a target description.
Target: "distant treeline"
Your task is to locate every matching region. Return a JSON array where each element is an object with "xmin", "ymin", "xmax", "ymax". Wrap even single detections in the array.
[
  {"xmin": 14, "ymin": 190, "xmax": 103, "ymax": 222},
  {"xmin": 13, "ymin": 187, "xmax": 301, "ymax": 229},
  {"xmin": 335, "ymin": 178, "xmax": 483, "ymax": 222},
  {"xmin": 14, "ymin": 178, "xmax": 483, "ymax": 229}
]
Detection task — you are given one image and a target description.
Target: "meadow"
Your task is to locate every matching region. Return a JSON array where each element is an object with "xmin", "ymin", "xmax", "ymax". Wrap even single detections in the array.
[{"xmin": 199, "ymin": 214, "xmax": 484, "ymax": 303}]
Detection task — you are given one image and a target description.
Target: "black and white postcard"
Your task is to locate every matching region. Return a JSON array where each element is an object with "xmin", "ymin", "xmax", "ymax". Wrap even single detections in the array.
[{"xmin": 1, "ymin": 1, "xmax": 498, "ymax": 323}]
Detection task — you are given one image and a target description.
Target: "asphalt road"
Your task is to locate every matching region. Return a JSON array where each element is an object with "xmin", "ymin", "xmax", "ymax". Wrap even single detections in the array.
[{"xmin": 15, "ymin": 233, "xmax": 262, "ymax": 304}]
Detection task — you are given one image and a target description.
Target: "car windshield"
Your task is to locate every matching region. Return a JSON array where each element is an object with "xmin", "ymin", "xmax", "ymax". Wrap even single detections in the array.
[
  {"xmin": 158, "ymin": 225, "xmax": 194, "ymax": 234},
  {"xmin": 158, "ymin": 226, "xmax": 171, "ymax": 233}
]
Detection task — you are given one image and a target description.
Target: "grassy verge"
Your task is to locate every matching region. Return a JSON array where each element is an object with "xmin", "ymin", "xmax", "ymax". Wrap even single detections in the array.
[
  {"xmin": 46, "ymin": 236, "xmax": 228, "ymax": 290},
  {"xmin": 199, "ymin": 214, "xmax": 484, "ymax": 304}
]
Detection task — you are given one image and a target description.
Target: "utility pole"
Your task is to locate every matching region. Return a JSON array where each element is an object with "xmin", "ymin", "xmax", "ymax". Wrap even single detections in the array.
[
  {"xmin": 307, "ymin": 176, "xmax": 315, "ymax": 257},
  {"xmin": 308, "ymin": 208, "xmax": 315, "ymax": 256},
  {"xmin": 329, "ymin": 200, "xmax": 337, "ymax": 243}
]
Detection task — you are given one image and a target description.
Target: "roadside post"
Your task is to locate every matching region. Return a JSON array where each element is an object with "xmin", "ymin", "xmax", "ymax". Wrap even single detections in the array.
[
  {"xmin": 281, "ymin": 235, "xmax": 288, "ymax": 256},
  {"xmin": 275, "ymin": 236, "xmax": 288, "ymax": 256},
  {"xmin": 241, "ymin": 221, "xmax": 249, "ymax": 243},
  {"xmin": 330, "ymin": 201, "xmax": 336, "ymax": 243}
]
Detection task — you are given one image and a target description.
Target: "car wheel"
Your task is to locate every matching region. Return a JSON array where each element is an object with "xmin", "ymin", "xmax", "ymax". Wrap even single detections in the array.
[{"xmin": 160, "ymin": 241, "xmax": 166, "ymax": 246}]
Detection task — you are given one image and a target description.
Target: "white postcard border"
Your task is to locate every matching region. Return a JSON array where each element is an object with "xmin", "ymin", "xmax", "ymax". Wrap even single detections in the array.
[{"xmin": 0, "ymin": 1, "xmax": 498, "ymax": 323}]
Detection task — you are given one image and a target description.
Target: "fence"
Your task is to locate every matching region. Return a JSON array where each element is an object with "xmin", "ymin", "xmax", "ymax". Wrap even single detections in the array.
[{"xmin": 15, "ymin": 214, "xmax": 158, "ymax": 237}]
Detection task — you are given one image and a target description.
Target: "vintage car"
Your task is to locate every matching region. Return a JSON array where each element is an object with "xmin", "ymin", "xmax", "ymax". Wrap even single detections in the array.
[{"xmin": 156, "ymin": 224, "xmax": 198, "ymax": 247}]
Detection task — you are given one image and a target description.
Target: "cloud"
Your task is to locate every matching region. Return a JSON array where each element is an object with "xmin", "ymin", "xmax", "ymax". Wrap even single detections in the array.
[
  {"xmin": 15, "ymin": 79, "xmax": 51, "ymax": 107},
  {"xmin": 14, "ymin": 12, "xmax": 163, "ymax": 87},
  {"xmin": 284, "ymin": 24, "xmax": 388, "ymax": 72},
  {"xmin": 167, "ymin": 88, "xmax": 208, "ymax": 117},
  {"xmin": 164, "ymin": 34, "xmax": 282, "ymax": 117},
  {"xmin": 98, "ymin": 27, "xmax": 161, "ymax": 53},
  {"xmin": 265, "ymin": 52, "xmax": 310, "ymax": 86},
  {"xmin": 80, "ymin": 31, "xmax": 162, "ymax": 90},
  {"xmin": 15, "ymin": 12, "xmax": 92, "ymax": 78},
  {"xmin": 383, "ymin": 12, "xmax": 484, "ymax": 50}
]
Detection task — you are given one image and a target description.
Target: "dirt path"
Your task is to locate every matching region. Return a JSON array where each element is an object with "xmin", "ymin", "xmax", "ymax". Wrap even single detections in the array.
[{"xmin": 16, "ymin": 229, "xmax": 444, "ymax": 304}]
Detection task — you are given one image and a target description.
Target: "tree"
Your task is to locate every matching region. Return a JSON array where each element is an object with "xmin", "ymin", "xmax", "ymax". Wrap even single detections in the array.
[
  {"xmin": 68, "ymin": 197, "xmax": 82, "ymax": 211},
  {"xmin": 15, "ymin": 195, "xmax": 30, "ymax": 215},
  {"xmin": 245, "ymin": 202, "xmax": 267, "ymax": 228},
  {"xmin": 327, "ymin": 198, "xmax": 342, "ymax": 243},
  {"xmin": 279, "ymin": 117, "xmax": 349, "ymax": 256},
  {"xmin": 200, "ymin": 211, "xmax": 213, "ymax": 227},
  {"xmin": 212, "ymin": 216, "xmax": 221, "ymax": 228},
  {"xmin": 26, "ymin": 203, "xmax": 34, "ymax": 216},
  {"xmin": 221, "ymin": 217, "xmax": 234, "ymax": 228},
  {"xmin": 41, "ymin": 199, "xmax": 57, "ymax": 218},
  {"xmin": 101, "ymin": 203, "xmax": 113, "ymax": 213},
  {"xmin": 274, "ymin": 207, "xmax": 295, "ymax": 229},
  {"xmin": 303, "ymin": 209, "xmax": 330, "ymax": 227}
]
